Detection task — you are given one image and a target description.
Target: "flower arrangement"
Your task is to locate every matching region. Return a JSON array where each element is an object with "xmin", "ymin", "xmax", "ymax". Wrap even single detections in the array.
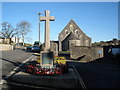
[
  {"xmin": 25, "ymin": 64, "xmax": 67, "ymax": 75},
  {"xmin": 37, "ymin": 56, "xmax": 67, "ymax": 65},
  {"xmin": 22, "ymin": 56, "xmax": 68, "ymax": 75},
  {"xmin": 23, "ymin": 60, "xmax": 68, "ymax": 75}
]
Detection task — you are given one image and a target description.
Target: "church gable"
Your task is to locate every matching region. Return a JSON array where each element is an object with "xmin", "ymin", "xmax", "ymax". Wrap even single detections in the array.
[
  {"xmin": 59, "ymin": 20, "xmax": 84, "ymax": 42},
  {"xmin": 59, "ymin": 19, "xmax": 92, "ymax": 51}
]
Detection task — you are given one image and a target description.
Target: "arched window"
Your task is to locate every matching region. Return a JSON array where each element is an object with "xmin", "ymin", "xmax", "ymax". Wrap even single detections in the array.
[
  {"xmin": 70, "ymin": 25, "xmax": 73, "ymax": 31},
  {"xmin": 75, "ymin": 30, "xmax": 79, "ymax": 34},
  {"xmin": 65, "ymin": 30, "xmax": 69, "ymax": 34}
]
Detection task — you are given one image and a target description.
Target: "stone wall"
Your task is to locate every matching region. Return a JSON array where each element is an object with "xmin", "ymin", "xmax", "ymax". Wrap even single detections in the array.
[
  {"xmin": 15, "ymin": 45, "xmax": 25, "ymax": 49},
  {"xmin": 50, "ymin": 41, "xmax": 59, "ymax": 56},
  {"xmin": 0, "ymin": 44, "xmax": 14, "ymax": 51},
  {"xmin": 40, "ymin": 41, "xmax": 59, "ymax": 56},
  {"xmin": 70, "ymin": 45, "xmax": 103, "ymax": 62}
]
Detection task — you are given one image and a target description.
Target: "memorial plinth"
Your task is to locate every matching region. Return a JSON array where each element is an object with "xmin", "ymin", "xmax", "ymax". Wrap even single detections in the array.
[
  {"xmin": 9, "ymin": 68, "xmax": 79, "ymax": 89},
  {"xmin": 41, "ymin": 51, "xmax": 54, "ymax": 68}
]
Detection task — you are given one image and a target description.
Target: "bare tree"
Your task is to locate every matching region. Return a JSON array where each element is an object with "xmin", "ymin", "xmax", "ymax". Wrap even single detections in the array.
[
  {"xmin": 25, "ymin": 37, "xmax": 32, "ymax": 44},
  {"xmin": 17, "ymin": 21, "xmax": 31, "ymax": 46},
  {"xmin": 0, "ymin": 22, "xmax": 18, "ymax": 44}
]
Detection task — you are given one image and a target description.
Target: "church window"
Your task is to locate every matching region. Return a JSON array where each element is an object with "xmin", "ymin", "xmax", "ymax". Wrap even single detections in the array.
[
  {"xmin": 75, "ymin": 30, "xmax": 79, "ymax": 34},
  {"xmin": 70, "ymin": 25, "xmax": 73, "ymax": 31},
  {"xmin": 76, "ymin": 31, "xmax": 78, "ymax": 34},
  {"xmin": 65, "ymin": 30, "xmax": 69, "ymax": 34}
]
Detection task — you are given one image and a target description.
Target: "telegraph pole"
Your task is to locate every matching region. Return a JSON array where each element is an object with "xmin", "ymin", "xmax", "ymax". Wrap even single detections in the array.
[{"xmin": 38, "ymin": 12, "xmax": 41, "ymax": 46}]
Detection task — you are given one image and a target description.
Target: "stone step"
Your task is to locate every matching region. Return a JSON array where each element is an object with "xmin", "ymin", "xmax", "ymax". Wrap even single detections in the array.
[{"xmin": 9, "ymin": 68, "xmax": 80, "ymax": 89}]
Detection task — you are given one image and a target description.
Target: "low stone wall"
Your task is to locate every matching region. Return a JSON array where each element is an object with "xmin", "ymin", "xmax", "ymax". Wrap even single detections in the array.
[
  {"xmin": 15, "ymin": 45, "xmax": 25, "ymax": 49},
  {"xmin": 70, "ymin": 45, "xmax": 103, "ymax": 62},
  {"xmin": 0, "ymin": 44, "xmax": 14, "ymax": 51}
]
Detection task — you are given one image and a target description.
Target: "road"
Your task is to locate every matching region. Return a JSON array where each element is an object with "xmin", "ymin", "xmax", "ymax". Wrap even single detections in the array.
[
  {"xmin": 67, "ymin": 59, "xmax": 120, "ymax": 88},
  {"xmin": 1, "ymin": 49, "xmax": 34, "ymax": 78}
]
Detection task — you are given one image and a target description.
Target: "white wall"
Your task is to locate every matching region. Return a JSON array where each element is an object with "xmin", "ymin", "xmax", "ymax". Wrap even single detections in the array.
[{"xmin": 0, "ymin": 44, "xmax": 13, "ymax": 51}]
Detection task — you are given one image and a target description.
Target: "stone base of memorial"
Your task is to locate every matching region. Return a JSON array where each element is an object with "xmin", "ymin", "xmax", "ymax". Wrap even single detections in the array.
[{"xmin": 9, "ymin": 68, "xmax": 79, "ymax": 89}]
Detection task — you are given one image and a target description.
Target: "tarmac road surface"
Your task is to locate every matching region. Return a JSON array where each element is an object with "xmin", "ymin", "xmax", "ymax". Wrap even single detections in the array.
[
  {"xmin": 1, "ymin": 49, "xmax": 34, "ymax": 78},
  {"xmin": 67, "ymin": 60, "xmax": 120, "ymax": 88}
]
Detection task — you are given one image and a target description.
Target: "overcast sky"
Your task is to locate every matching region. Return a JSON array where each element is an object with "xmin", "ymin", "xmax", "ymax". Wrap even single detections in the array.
[{"xmin": 2, "ymin": 2, "xmax": 118, "ymax": 44}]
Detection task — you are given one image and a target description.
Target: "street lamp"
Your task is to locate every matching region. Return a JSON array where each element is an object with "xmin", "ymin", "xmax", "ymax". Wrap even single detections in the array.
[{"xmin": 38, "ymin": 12, "xmax": 41, "ymax": 46}]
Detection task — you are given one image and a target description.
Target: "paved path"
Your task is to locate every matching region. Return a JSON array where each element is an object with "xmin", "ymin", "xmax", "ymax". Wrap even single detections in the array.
[{"xmin": 1, "ymin": 49, "xmax": 34, "ymax": 77}]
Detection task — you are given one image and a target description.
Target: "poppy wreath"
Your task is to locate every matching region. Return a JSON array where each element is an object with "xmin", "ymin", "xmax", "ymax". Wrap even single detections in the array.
[{"xmin": 26, "ymin": 64, "xmax": 68, "ymax": 75}]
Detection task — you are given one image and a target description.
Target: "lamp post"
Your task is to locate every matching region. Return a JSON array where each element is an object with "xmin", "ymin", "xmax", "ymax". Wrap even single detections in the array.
[{"xmin": 38, "ymin": 12, "xmax": 41, "ymax": 46}]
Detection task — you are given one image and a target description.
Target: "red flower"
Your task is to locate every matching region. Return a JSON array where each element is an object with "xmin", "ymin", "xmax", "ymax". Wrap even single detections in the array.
[{"xmin": 27, "ymin": 69, "xmax": 32, "ymax": 73}]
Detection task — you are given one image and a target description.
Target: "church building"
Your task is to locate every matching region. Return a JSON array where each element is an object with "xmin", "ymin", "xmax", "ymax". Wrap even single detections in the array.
[{"xmin": 58, "ymin": 20, "xmax": 91, "ymax": 51}]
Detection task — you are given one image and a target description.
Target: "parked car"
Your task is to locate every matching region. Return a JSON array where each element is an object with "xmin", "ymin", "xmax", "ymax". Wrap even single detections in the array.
[
  {"xmin": 26, "ymin": 46, "xmax": 33, "ymax": 51},
  {"xmin": 32, "ymin": 45, "xmax": 40, "ymax": 52}
]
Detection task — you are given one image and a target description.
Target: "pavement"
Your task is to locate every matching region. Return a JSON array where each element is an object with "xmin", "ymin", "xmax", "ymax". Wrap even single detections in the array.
[{"xmin": 8, "ymin": 68, "xmax": 80, "ymax": 89}]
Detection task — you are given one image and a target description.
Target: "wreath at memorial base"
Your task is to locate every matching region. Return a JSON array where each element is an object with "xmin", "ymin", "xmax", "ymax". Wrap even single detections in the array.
[{"xmin": 22, "ymin": 61, "xmax": 68, "ymax": 75}]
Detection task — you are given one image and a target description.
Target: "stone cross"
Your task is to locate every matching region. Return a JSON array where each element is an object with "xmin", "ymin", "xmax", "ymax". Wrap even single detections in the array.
[{"xmin": 40, "ymin": 10, "xmax": 55, "ymax": 51}]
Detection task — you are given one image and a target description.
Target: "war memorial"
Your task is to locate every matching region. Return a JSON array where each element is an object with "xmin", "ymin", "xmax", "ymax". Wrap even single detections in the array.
[
  {"xmin": 1, "ymin": 8, "xmax": 120, "ymax": 89},
  {"xmin": 6, "ymin": 10, "xmax": 86, "ymax": 89}
]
